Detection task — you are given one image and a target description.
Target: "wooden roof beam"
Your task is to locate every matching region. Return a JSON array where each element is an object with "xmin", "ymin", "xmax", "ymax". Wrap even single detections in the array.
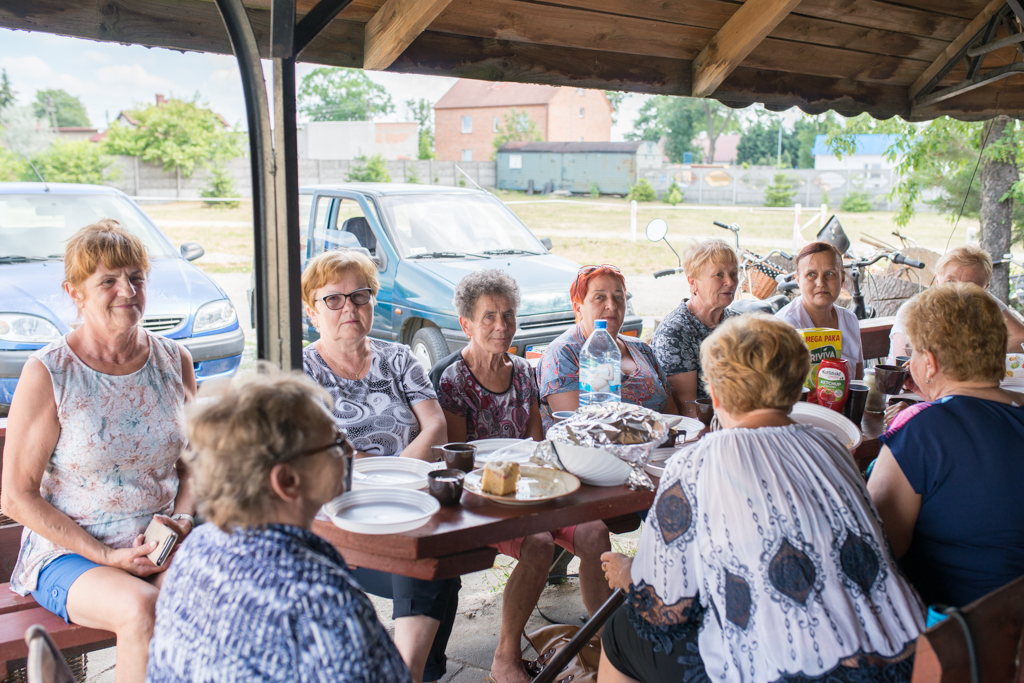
[
  {"xmin": 691, "ymin": 0, "xmax": 802, "ymax": 98},
  {"xmin": 908, "ymin": 0, "xmax": 1007, "ymax": 101},
  {"xmin": 363, "ymin": 0, "xmax": 452, "ymax": 71}
]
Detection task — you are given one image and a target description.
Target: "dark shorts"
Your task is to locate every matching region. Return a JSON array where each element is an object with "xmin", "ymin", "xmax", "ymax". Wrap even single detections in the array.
[
  {"xmin": 351, "ymin": 568, "xmax": 461, "ymax": 683},
  {"xmin": 601, "ymin": 603, "xmax": 702, "ymax": 683},
  {"xmin": 31, "ymin": 554, "xmax": 102, "ymax": 624}
]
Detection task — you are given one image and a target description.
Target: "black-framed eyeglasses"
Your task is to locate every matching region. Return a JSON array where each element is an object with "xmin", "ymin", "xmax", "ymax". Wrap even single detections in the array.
[
  {"xmin": 319, "ymin": 288, "xmax": 372, "ymax": 310},
  {"xmin": 289, "ymin": 430, "xmax": 355, "ymax": 491}
]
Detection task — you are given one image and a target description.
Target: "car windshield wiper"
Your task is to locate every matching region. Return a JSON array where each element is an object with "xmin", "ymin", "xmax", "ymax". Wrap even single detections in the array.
[
  {"xmin": 479, "ymin": 249, "xmax": 542, "ymax": 256},
  {"xmin": 407, "ymin": 251, "xmax": 491, "ymax": 260},
  {"xmin": 0, "ymin": 255, "xmax": 59, "ymax": 263}
]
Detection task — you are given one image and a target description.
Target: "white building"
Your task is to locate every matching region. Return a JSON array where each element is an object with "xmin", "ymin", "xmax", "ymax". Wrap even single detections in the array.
[
  {"xmin": 811, "ymin": 134, "xmax": 901, "ymax": 171},
  {"xmin": 296, "ymin": 121, "xmax": 418, "ymax": 160}
]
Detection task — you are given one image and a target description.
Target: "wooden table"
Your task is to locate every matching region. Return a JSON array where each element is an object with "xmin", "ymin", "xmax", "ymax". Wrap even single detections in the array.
[{"xmin": 313, "ymin": 480, "xmax": 655, "ymax": 581}]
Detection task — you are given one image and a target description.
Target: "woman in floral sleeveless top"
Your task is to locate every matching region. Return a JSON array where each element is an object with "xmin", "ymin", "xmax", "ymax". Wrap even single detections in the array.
[{"xmin": 2, "ymin": 221, "xmax": 196, "ymax": 683}]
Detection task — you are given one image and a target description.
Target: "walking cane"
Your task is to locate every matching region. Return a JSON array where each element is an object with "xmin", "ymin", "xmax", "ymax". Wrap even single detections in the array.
[{"xmin": 531, "ymin": 588, "xmax": 626, "ymax": 683}]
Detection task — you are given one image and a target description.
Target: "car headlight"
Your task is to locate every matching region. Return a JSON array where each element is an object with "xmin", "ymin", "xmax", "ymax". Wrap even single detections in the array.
[
  {"xmin": 0, "ymin": 314, "xmax": 62, "ymax": 343},
  {"xmin": 193, "ymin": 300, "xmax": 238, "ymax": 334}
]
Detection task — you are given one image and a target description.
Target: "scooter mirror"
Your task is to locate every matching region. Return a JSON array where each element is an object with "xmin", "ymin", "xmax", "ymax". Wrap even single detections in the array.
[{"xmin": 645, "ymin": 218, "xmax": 668, "ymax": 242}]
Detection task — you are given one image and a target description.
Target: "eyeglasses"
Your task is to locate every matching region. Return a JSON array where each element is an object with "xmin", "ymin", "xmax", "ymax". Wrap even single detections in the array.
[
  {"xmin": 289, "ymin": 430, "xmax": 355, "ymax": 491},
  {"xmin": 319, "ymin": 288, "xmax": 372, "ymax": 310},
  {"xmin": 573, "ymin": 264, "xmax": 621, "ymax": 295}
]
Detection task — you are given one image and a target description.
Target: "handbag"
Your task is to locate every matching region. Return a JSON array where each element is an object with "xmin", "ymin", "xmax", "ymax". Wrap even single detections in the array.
[{"xmin": 522, "ymin": 624, "xmax": 601, "ymax": 683}]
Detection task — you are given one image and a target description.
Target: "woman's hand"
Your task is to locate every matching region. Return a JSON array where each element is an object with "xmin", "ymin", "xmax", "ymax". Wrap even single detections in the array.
[
  {"xmin": 155, "ymin": 514, "xmax": 193, "ymax": 543},
  {"xmin": 884, "ymin": 401, "xmax": 908, "ymax": 427},
  {"xmin": 600, "ymin": 551, "xmax": 633, "ymax": 591},
  {"xmin": 103, "ymin": 535, "xmax": 166, "ymax": 578}
]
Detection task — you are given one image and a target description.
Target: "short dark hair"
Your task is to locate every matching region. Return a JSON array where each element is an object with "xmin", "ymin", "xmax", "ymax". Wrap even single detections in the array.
[{"xmin": 795, "ymin": 241, "xmax": 843, "ymax": 272}]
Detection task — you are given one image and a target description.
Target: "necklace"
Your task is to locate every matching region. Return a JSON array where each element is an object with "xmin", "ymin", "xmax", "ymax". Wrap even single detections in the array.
[{"xmin": 318, "ymin": 340, "xmax": 370, "ymax": 380}]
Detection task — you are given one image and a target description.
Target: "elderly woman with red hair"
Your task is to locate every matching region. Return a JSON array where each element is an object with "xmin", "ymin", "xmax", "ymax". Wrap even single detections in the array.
[{"xmin": 538, "ymin": 265, "xmax": 675, "ymax": 429}]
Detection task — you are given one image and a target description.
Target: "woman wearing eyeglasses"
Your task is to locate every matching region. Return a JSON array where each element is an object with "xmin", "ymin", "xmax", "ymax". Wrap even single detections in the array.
[
  {"xmin": 538, "ymin": 264, "xmax": 676, "ymax": 430},
  {"xmin": 148, "ymin": 373, "xmax": 411, "ymax": 682},
  {"xmin": 301, "ymin": 250, "xmax": 456, "ymax": 683},
  {"xmin": 775, "ymin": 241, "xmax": 864, "ymax": 379}
]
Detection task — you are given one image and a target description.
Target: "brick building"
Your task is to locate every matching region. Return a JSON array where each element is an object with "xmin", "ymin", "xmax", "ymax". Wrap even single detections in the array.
[{"xmin": 433, "ymin": 80, "xmax": 612, "ymax": 162}]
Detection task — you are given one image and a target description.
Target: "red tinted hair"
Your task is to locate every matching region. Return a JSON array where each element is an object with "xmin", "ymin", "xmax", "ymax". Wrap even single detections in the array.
[{"xmin": 569, "ymin": 265, "xmax": 626, "ymax": 306}]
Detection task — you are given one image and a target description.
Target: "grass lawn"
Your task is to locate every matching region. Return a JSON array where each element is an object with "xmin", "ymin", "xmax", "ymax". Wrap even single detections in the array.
[{"xmin": 141, "ymin": 196, "xmax": 968, "ymax": 277}]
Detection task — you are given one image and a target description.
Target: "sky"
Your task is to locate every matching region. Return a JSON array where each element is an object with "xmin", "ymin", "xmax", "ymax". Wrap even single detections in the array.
[{"xmin": 0, "ymin": 27, "xmax": 655, "ymax": 140}]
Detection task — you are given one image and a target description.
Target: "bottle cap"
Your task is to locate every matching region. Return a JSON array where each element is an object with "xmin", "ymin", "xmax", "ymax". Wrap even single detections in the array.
[{"xmin": 594, "ymin": 320, "xmax": 607, "ymax": 329}]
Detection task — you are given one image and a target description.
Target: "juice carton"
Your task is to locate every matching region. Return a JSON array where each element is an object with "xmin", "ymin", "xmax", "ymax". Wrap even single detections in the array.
[{"xmin": 799, "ymin": 328, "xmax": 842, "ymax": 390}]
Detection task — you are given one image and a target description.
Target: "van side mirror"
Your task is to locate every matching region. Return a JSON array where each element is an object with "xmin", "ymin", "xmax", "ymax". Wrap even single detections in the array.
[
  {"xmin": 540, "ymin": 237, "xmax": 553, "ymax": 250},
  {"xmin": 180, "ymin": 242, "xmax": 204, "ymax": 262}
]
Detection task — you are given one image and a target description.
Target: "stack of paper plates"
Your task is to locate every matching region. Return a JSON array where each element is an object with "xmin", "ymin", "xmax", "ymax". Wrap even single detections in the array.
[
  {"xmin": 789, "ymin": 402, "xmax": 862, "ymax": 453},
  {"xmin": 352, "ymin": 457, "xmax": 434, "ymax": 490},
  {"xmin": 324, "ymin": 489, "xmax": 439, "ymax": 534}
]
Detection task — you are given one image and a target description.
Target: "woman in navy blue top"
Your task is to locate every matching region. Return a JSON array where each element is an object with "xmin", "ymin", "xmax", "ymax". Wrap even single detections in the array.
[{"xmin": 869, "ymin": 283, "xmax": 1024, "ymax": 608}]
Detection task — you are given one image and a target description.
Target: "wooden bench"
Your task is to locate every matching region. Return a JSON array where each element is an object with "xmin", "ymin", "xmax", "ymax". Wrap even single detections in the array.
[{"xmin": 912, "ymin": 574, "xmax": 1024, "ymax": 683}]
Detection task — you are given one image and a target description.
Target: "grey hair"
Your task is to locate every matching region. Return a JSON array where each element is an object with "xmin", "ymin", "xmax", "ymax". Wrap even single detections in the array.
[{"xmin": 453, "ymin": 269, "xmax": 521, "ymax": 320}]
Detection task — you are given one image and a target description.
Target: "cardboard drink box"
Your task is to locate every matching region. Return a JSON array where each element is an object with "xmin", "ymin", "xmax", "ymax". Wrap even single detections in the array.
[{"xmin": 799, "ymin": 328, "xmax": 842, "ymax": 389}]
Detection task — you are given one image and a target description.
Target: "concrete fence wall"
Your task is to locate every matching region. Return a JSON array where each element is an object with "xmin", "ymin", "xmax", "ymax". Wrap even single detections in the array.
[{"xmin": 104, "ymin": 156, "xmax": 497, "ymax": 199}]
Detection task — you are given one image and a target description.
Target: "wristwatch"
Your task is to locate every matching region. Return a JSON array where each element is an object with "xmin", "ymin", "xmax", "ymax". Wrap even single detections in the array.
[{"xmin": 171, "ymin": 513, "xmax": 195, "ymax": 529}]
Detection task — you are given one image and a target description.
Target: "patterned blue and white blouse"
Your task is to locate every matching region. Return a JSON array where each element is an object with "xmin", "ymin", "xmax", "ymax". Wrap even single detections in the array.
[
  {"xmin": 629, "ymin": 423, "xmax": 925, "ymax": 683},
  {"xmin": 147, "ymin": 523, "xmax": 411, "ymax": 683}
]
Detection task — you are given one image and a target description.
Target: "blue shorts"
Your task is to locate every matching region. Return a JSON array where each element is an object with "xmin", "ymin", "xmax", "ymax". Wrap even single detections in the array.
[{"xmin": 31, "ymin": 554, "xmax": 102, "ymax": 623}]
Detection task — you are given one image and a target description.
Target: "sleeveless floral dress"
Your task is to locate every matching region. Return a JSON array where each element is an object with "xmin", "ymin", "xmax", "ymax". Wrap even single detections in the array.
[{"xmin": 10, "ymin": 331, "xmax": 187, "ymax": 594}]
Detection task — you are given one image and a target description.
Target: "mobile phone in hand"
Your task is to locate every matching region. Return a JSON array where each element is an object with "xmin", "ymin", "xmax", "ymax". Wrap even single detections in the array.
[{"xmin": 144, "ymin": 518, "xmax": 179, "ymax": 567}]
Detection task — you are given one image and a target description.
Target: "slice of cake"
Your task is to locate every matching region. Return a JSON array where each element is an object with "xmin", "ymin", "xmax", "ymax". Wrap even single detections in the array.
[{"xmin": 481, "ymin": 461, "xmax": 520, "ymax": 496}]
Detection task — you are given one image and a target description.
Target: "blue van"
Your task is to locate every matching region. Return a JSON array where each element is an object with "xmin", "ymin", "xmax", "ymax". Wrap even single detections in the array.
[
  {"xmin": 0, "ymin": 183, "xmax": 245, "ymax": 416},
  {"xmin": 291, "ymin": 183, "xmax": 642, "ymax": 369}
]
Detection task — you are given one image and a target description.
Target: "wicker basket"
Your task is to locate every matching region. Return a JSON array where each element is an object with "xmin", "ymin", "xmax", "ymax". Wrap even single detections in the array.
[
  {"xmin": 1, "ymin": 654, "xmax": 87, "ymax": 683},
  {"xmin": 744, "ymin": 265, "xmax": 780, "ymax": 299}
]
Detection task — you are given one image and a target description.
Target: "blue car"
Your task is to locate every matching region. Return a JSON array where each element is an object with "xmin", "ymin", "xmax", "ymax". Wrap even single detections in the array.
[{"xmin": 0, "ymin": 183, "xmax": 245, "ymax": 416}]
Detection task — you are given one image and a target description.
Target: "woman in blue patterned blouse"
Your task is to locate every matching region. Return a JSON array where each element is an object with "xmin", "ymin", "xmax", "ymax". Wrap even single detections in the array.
[{"xmin": 147, "ymin": 372, "xmax": 410, "ymax": 683}]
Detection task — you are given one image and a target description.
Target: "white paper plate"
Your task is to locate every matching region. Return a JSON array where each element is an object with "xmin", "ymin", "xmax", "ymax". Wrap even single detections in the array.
[
  {"xmin": 673, "ymin": 416, "xmax": 706, "ymax": 435},
  {"xmin": 469, "ymin": 439, "xmax": 535, "ymax": 466},
  {"xmin": 789, "ymin": 402, "xmax": 862, "ymax": 452},
  {"xmin": 352, "ymin": 457, "xmax": 433, "ymax": 490},
  {"xmin": 1002, "ymin": 377, "xmax": 1024, "ymax": 391},
  {"xmin": 324, "ymin": 488, "xmax": 439, "ymax": 535},
  {"xmin": 645, "ymin": 442, "xmax": 698, "ymax": 478},
  {"xmin": 464, "ymin": 466, "xmax": 580, "ymax": 505}
]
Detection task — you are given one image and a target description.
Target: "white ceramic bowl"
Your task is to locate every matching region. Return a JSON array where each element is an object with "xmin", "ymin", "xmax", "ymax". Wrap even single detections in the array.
[{"xmin": 551, "ymin": 440, "xmax": 635, "ymax": 487}]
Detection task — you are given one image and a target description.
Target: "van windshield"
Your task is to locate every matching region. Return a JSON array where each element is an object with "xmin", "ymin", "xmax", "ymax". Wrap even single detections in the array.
[
  {"xmin": 376, "ymin": 193, "xmax": 544, "ymax": 258},
  {"xmin": 0, "ymin": 193, "xmax": 177, "ymax": 260}
]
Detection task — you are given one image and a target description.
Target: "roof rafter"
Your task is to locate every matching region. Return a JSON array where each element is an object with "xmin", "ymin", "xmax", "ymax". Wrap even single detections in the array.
[
  {"xmin": 363, "ymin": 0, "xmax": 453, "ymax": 71},
  {"xmin": 908, "ymin": 0, "xmax": 1007, "ymax": 101},
  {"xmin": 691, "ymin": 0, "xmax": 802, "ymax": 98}
]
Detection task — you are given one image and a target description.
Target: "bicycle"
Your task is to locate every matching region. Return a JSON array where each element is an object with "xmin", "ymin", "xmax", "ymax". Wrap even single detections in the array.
[{"xmin": 847, "ymin": 250, "xmax": 926, "ymax": 320}]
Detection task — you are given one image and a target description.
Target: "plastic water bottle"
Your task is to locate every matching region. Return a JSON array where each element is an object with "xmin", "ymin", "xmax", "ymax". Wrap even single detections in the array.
[{"xmin": 579, "ymin": 320, "xmax": 621, "ymax": 406}]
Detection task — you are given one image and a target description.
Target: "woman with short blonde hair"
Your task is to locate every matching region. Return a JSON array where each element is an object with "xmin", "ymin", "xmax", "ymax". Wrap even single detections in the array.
[
  {"xmin": 599, "ymin": 314, "xmax": 923, "ymax": 683},
  {"xmin": 2, "ymin": 220, "xmax": 196, "ymax": 683},
  {"xmin": 869, "ymin": 283, "xmax": 1024, "ymax": 614},
  {"xmin": 650, "ymin": 238, "xmax": 739, "ymax": 406},
  {"xmin": 147, "ymin": 372, "xmax": 411, "ymax": 681}
]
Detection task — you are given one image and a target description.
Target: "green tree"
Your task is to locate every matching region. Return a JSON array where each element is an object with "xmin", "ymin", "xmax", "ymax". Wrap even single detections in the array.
[
  {"xmin": 793, "ymin": 112, "xmax": 840, "ymax": 169},
  {"xmin": 0, "ymin": 69, "xmax": 15, "ymax": 111},
  {"xmin": 405, "ymin": 98, "xmax": 435, "ymax": 160},
  {"xmin": 346, "ymin": 154, "xmax": 391, "ymax": 182},
  {"xmin": 201, "ymin": 163, "xmax": 240, "ymax": 208},
  {"xmin": 627, "ymin": 178, "xmax": 656, "ymax": 202},
  {"xmin": 664, "ymin": 179, "xmax": 684, "ymax": 205},
  {"xmin": 0, "ymin": 146, "xmax": 25, "ymax": 181},
  {"xmin": 299, "ymin": 67, "xmax": 393, "ymax": 122},
  {"xmin": 103, "ymin": 97, "xmax": 242, "ymax": 176},
  {"xmin": 736, "ymin": 115, "xmax": 799, "ymax": 167},
  {"xmin": 22, "ymin": 140, "xmax": 114, "ymax": 184},
  {"xmin": 492, "ymin": 108, "xmax": 543, "ymax": 158},
  {"xmin": 604, "ymin": 91, "xmax": 625, "ymax": 125},
  {"xmin": 626, "ymin": 96, "xmax": 701, "ymax": 163},
  {"xmin": 33, "ymin": 89, "xmax": 90, "ymax": 128},
  {"xmin": 696, "ymin": 100, "xmax": 741, "ymax": 164},
  {"xmin": 764, "ymin": 173, "xmax": 796, "ymax": 207}
]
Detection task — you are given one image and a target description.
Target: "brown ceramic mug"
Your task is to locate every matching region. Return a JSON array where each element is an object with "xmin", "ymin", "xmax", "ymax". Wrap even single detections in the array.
[
  {"xmin": 430, "ymin": 443, "xmax": 477, "ymax": 473},
  {"xmin": 428, "ymin": 469, "xmax": 465, "ymax": 506}
]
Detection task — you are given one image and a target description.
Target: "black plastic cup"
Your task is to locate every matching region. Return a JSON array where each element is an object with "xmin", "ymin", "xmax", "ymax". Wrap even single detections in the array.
[
  {"xmin": 843, "ymin": 382, "xmax": 869, "ymax": 426},
  {"xmin": 428, "ymin": 469, "xmax": 465, "ymax": 505}
]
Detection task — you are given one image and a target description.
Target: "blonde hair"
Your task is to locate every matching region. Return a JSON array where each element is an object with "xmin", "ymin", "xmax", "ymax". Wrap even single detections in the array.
[
  {"xmin": 700, "ymin": 314, "xmax": 809, "ymax": 414},
  {"xmin": 301, "ymin": 250, "xmax": 380, "ymax": 308},
  {"xmin": 903, "ymin": 282, "xmax": 1005, "ymax": 383},
  {"xmin": 683, "ymin": 239, "xmax": 737, "ymax": 280},
  {"xmin": 185, "ymin": 369, "xmax": 338, "ymax": 531},
  {"xmin": 64, "ymin": 219, "xmax": 150, "ymax": 288},
  {"xmin": 935, "ymin": 245, "xmax": 993, "ymax": 286}
]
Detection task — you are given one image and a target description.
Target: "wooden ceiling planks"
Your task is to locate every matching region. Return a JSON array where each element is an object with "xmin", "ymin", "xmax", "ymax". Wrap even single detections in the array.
[
  {"xmin": 0, "ymin": 0, "xmax": 1020, "ymax": 121},
  {"xmin": 362, "ymin": 0, "xmax": 453, "ymax": 71}
]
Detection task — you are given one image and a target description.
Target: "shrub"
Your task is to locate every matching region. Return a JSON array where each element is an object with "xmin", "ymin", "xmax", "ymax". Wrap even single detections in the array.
[
  {"xmin": 590, "ymin": 181, "xmax": 600, "ymax": 198},
  {"xmin": 201, "ymin": 163, "xmax": 240, "ymax": 208},
  {"xmin": 345, "ymin": 154, "xmax": 391, "ymax": 182},
  {"xmin": 23, "ymin": 140, "xmax": 114, "ymax": 184},
  {"xmin": 627, "ymin": 178, "xmax": 656, "ymax": 202},
  {"xmin": 664, "ymin": 179, "xmax": 684, "ymax": 205},
  {"xmin": 841, "ymin": 190, "xmax": 873, "ymax": 212},
  {"xmin": 406, "ymin": 164, "xmax": 420, "ymax": 184},
  {"xmin": 763, "ymin": 172, "xmax": 796, "ymax": 207}
]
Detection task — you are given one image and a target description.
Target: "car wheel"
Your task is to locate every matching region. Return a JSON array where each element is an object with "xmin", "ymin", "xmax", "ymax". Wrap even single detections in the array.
[{"xmin": 410, "ymin": 326, "xmax": 448, "ymax": 371}]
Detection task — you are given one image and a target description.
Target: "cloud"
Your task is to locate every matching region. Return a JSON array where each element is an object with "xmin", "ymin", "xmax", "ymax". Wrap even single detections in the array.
[
  {"xmin": 81, "ymin": 50, "xmax": 111, "ymax": 64},
  {"xmin": 95, "ymin": 64, "xmax": 171, "ymax": 93},
  {"xmin": 0, "ymin": 55, "xmax": 54, "ymax": 80}
]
